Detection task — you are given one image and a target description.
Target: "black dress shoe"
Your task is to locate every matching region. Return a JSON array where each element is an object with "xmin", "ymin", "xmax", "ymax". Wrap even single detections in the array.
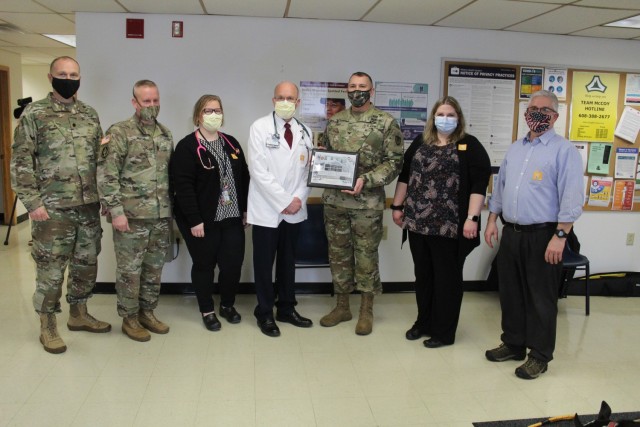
[
  {"xmin": 423, "ymin": 338, "xmax": 451, "ymax": 348},
  {"xmin": 276, "ymin": 310, "xmax": 313, "ymax": 328},
  {"xmin": 405, "ymin": 325, "xmax": 429, "ymax": 341},
  {"xmin": 219, "ymin": 306, "xmax": 241, "ymax": 324},
  {"xmin": 257, "ymin": 318, "xmax": 281, "ymax": 337},
  {"xmin": 202, "ymin": 313, "xmax": 221, "ymax": 331}
]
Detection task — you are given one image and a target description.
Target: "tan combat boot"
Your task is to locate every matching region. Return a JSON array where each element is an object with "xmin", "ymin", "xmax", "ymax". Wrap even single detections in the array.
[
  {"xmin": 355, "ymin": 293, "xmax": 374, "ymax": 335},
  {"xmin": 67, "ymin": 303, "xmax": 112, "ymax": 333},
  {"xmin": 319, "ymin": 293, "xmax": 352, "ymax": 327},
  {"xmin": 39, "ymin": 313, "xmax": 67, "ymax": 354},
  {"xmin": 138, "ymin": 310, "xmax": 170, "ymax": 334},
  {"xmin": 122, "ymin": 315, "xmax": 151, "ymax": 342}
]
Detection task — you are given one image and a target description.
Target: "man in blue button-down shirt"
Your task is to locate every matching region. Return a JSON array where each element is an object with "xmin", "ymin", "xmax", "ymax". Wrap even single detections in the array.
[{"xmin": 484, "ymin": 90, "xmax": 584, "ymax": 380}]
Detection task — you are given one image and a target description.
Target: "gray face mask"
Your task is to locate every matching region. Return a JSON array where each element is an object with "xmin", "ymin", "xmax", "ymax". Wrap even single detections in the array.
[
  {"xmin": 138, "ymin": 105, "xmax": 159, "ymax": 122},
  {"xmin": 347, "ymin": 90, "xmax": 371, "ymax": 108}
]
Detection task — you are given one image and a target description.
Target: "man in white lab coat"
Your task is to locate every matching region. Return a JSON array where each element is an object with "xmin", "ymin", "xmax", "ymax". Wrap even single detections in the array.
[{"xmin": 247, "ymin": 81, "xmax": 314, "ymax": 337}]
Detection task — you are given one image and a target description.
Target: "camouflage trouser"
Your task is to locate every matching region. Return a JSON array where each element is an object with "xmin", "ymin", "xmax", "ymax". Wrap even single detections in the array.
[
  {"xmin": 31, "ymin": 203, "xmax": 102, "ymax": 314},
  {"xmin": 113, "ymin": 218, "xmax": 170, "ymax": 317},
  {"xmin": 323, "ymin": 205, "xmax": 383, "ymax": 295}
]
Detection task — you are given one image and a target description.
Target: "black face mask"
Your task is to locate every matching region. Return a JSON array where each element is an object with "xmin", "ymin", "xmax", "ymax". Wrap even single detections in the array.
[{"xmin": 52, "ymin": 77, "xmax": 80, "ymax": 99}]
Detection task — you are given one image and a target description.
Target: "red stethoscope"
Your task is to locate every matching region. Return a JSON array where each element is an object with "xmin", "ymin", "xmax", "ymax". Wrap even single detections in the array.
[{"xmin": 196, "ymin": 130, "xmax": 239, "ymax": 170}]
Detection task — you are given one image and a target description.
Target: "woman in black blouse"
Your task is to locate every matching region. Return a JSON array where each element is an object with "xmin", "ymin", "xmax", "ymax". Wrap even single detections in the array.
[
  {"xmin": 391, "ymin": 96, "xmax": 491, "ymax": 348},
  {"xmin": 170, "ymin": 95, "xmax": 250, "ymax": 331}
]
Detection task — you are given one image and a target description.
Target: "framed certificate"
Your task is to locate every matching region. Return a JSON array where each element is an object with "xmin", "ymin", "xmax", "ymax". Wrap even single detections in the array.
[{"xmin": 307, "ymin": 149, "xmax": 359, "ymax": 190}]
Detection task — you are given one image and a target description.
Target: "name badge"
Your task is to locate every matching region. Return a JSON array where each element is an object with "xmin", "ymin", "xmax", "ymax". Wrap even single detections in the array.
[
  {"xmin": 458, "ymin": 144, "xmax": 467, "ymax": 151},
  {"xmin": 532, "ymin": 171, "xmax": 543, "ymax": 181},
  {"xmin": 266, "ymin": 135, "xmax": 280, "ymax": 148}
]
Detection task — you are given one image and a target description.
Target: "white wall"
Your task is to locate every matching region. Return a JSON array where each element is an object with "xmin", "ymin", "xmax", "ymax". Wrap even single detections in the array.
[
  {"xmin": 75, "ymin": 12, "xmax": 640, "ymax": 283},
  {"xmin": 21, "ymin": 65, "xmax": 51, "ymax": 103},
  {"xmin": 0, "ymin": 50, "xmax": 25, "ymax": 217}
]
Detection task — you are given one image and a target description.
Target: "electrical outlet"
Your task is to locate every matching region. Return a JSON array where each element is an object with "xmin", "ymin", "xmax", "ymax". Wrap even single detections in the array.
[{"xmin": 626, "ymin": 233, "xmax": 635, "ymax": 246}]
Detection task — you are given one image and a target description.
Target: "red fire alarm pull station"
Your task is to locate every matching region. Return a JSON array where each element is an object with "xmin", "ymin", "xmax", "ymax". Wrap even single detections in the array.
[
  {"xmin": 126, "ymin": 18, "xmax": 144, "ymax": 38},
  {"xmin": 172, "ymin": 21, "xmax": 183, "ymax": 38}
]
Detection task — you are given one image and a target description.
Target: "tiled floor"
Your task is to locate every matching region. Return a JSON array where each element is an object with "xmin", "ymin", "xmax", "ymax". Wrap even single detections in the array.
[{"xmin": 1, "ymin": 221, "xmax": 639, "ymax": 427}]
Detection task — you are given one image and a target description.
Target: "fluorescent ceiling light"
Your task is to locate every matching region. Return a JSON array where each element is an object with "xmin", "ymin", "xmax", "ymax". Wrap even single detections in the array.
[
  {"xmin": 605, "ymin": 14, "xmax": 640, "ymax": 29},
  {"xmin": 42, "ymin": 34, "xmax": 76, "ymax": 47}
]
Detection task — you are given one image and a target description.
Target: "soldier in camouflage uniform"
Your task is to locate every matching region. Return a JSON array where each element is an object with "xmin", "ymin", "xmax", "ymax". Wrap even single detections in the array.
[
  {"xmin": 11, "ymin": 56, "xmax": 111, "ymax": 354},
  {"xmin": 319, "ymin": 72, "xmax": 403, "ymax": 335},
  {"xmin": 97, "ymin": 80, "xmax": 173, "ymax": 342}
]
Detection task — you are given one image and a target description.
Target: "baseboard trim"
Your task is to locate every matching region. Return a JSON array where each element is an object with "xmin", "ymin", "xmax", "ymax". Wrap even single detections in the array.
[{"xmin": 93, "ymin": 280, "xmax": 494, "ymax": 295}]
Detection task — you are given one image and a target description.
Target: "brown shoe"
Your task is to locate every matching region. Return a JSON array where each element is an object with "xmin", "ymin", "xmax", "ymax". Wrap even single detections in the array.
[
  {"xmin": 138, "ymin": 310, "xmax": 170, "ymax": 334},
  {"xmin": 67, "ymin": 303, "xmax": 111, "ymax": 333},
  {"xmin": 122, "ymin": 315, "xmax": 151, "ymax": 342},
  {"xmin": 355, "ymin": 293, "xmax": 374, "ymax": 336},
  {"xmin": 319, "ymin": 293, "xmax": 352, "ymax": 327},
  {"xmin": 39, "ymin": 313, "xmax": 67, "ymax": 354}
]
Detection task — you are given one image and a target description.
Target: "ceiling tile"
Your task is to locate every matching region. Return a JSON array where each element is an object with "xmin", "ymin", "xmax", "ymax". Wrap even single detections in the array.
[
  {"xmin": 119, "ymin": 0, "xmax": 204, "ymax": 14},
  {"xmin": 289, "ymin": 0, "xmax": 376, "ymax": 21},
  {"xmin": 0, "ymin": 33, "xmax": 69, "ymax": 47},
  {"xmin": 202, "ymin": 0, "xmax": 288, "ymax": 18},
  {"xmin": 506, "ymin": 5, "xmax": 640, "ymax": 34},
  {"xmin": 0, "ymin": 1, "xmax": 50, "ymax": 13},
  {"xmin": 0, "ymin": 12, "xmax": 75, "ymax": 34},
  {"xmin": 364, "ymin": 0, "xmax": 474, "ymax": 25},
  {"xmin": 574, "ymin": 0, "xmax": 640, "ymax": 9},
  {"xmin": 436, "ymin": 0, "xmax": 559, "ymax": 30},
  {"xmin": 571, "ymin": 25, "xmax": 640, "ymax": 39},
  {"xmin": 34, "ymin": 0, "xmax": 127, "ymax": 14}
]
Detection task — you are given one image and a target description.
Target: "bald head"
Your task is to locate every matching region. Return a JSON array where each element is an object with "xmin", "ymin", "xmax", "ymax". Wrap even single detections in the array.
[{"xmin": 273, "ymin": 81, "xmax": 299, "ymax": 99}]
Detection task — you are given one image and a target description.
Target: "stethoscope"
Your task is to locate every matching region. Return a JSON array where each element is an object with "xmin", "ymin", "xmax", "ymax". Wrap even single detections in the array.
[{"xmin": 269, "ymin": 112, "xmax": 311, "ymax": 147}]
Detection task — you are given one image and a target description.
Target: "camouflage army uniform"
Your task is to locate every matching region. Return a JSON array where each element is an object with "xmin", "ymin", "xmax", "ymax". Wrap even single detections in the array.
[
  {"xmin": 321, "ymin": 106, "xmax": 403, "ymax": 294},
  {"xmin": 11, "ymin": 93, "xmax": 103, "ymax": 314},
  {"xmin": 97, "ymin": 116, "xmax": 173, "ymax": 317}
]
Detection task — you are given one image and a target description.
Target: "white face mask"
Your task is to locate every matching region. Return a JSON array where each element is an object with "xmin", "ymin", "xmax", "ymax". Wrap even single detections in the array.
[
  {"xmin": 274, "ymin": 100, "xmax": 296, "ymax": 120},
  {"xmin": 201, "ymin": 112, "xmax": 223, "ymax": 132}
]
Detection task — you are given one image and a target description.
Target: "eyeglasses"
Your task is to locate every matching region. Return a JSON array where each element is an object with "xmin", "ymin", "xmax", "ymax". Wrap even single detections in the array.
[
  {"xmin": 274, "ymin": 96, "xmax": 297, "ymax": 102},
  {"xmin": 203, "ymin": 108, "xmax": 222, "ymax": 115},
  {"xmin": 526, "ymin": 106, "xmax": 557, "ymax": 114}
]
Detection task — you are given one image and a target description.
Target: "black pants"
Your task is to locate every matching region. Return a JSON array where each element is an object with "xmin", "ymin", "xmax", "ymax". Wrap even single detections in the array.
[
  {"xmin": 177, "ymin": 219, "xmax": 245, "ymax": 313},
  {"xmin": 408, "ymin": 232, "xmax": 464, "ymax": 344},
  {"xmin": 497, "ymin": 226, "xmax": 562, "ymax": 363},
  {"xmin": 252, "ymin": 222, "xmax": 300, "ymax": 321}
]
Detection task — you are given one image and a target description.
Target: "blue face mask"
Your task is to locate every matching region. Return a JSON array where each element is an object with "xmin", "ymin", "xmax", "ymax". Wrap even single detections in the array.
[{"xmin": 434, "ymin": 116, "xmax": 458, "ymax": 135}]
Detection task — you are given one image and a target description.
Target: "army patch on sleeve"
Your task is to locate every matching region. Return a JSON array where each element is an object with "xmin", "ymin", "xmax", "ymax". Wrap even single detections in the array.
[{"xmin": 100, "ymin": 136, "xmax": 110, "ymax": 159}]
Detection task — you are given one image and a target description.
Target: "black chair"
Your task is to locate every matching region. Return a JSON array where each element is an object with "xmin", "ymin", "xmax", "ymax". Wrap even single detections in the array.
[
  {"xmin": 562, "ymin": 245, "xmax": 591, "ymax": 315},
  {"xmin": 295, "ymin": 204, "xmax": 329, "ymax": 268}
]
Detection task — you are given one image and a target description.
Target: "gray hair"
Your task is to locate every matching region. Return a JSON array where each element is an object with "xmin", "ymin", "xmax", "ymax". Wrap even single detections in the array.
[{"xmin": 529, "ymin": 90, "xmax": 559, "ymax": 112}]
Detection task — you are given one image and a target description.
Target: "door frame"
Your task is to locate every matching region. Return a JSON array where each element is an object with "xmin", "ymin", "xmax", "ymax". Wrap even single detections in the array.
[{"xmin": 0, "ymin": 65, "xmax": 16, "ymax": 225}]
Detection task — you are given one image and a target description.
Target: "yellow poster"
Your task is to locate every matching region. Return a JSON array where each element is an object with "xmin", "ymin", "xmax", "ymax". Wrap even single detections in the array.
[{"xmin": 570, "ymin": 72, "xmax": 619, "ymax": 142}]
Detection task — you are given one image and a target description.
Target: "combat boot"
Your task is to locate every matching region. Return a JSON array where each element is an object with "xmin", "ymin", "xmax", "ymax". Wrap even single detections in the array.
[
  {"xmin": 355, "ymin": 293, "xmax": 374, "ymax": 335},
  {"xmin": 39, "ymin": 313, "xmax": 67, "ymax": 354},
  {"xmin": 138, "ymin": 310, "xmax": 170, "ymax": 334},
  {"xmin": 319, "ymin": 293, "xmax": 352, "ymax": 327},
  {"xmin": 122, "ymin": 315, "xmax": 151, "ymax": 342},
  {"xmin": 67, "ymin": 303, "xmax": 112, "ymax": 333}
]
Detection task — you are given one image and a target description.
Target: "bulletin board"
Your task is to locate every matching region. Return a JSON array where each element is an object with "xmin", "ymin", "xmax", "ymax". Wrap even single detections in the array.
[{"xmin": 443, "ymin": 60, "xmax": 640, "ymax": 212}]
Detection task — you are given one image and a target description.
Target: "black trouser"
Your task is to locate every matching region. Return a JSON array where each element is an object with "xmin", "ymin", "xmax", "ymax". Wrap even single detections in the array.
[
  {"xmin": 408, "ymin": 232, "xmax": 463, "ymax": 345},
  {"xmin": 252, "ymin": 221, "xmax": 300, "ymax": 321},
  {"xmin": 497, "ymin": 226, "xmax": 562, "ymax": 363},
  {"xmin": 177, "ymin": 219, "xmax": 244, "ymax": 314}
]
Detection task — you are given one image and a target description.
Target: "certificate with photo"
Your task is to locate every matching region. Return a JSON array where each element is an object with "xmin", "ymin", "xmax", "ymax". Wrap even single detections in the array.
[{"xmin": 307, "ymin": 149, "xmax": 359, "ymax": 190}]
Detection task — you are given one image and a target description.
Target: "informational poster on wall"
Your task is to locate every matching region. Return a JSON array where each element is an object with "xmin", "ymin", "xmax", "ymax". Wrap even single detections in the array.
[
  {"xmin": 570, "ymin": 72, "xmax": 620, "ymax": 142},
  {"xmin": 544, "ymin": 67, "xmax": 567, "ymax": 101},
  {"xmin": 588, "ymin": 176, "xmax": 613, "ymax": 207},
  {"xmin": 611, "ymin": 180, "xmax": 634, "ymax": 210},
  {"xmin": 374, "ymin": 81, "xmax": 429, "ymax": 145},
  {"xmin": 446, "ymin": 63, "xmax": 516, "ymax": 167},
  {"xmin": 624, "ymin": 73, "xmax": 640, "ymax": 106},
  {"xmin": 614, "ymin": 147, "xmax": 639, "ymax": 179},
  {"xmin": 519, "ymin": 67, "xmax": 543, "ymax": 99},
  {"xmin": 298, "ymin": 81, "xmax": 348, "ymax": 133}
]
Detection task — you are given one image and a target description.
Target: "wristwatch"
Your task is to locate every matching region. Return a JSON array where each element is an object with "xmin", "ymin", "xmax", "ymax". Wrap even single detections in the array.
[
  {"xmin": 554, "ymin": 229, "xmax": 568, "ymax": 238},
  {"xmin": 390, "ymin": 204, "xmax": 404, "ymax": 211},
  {"xmin": 466, "ymin": 215, "xmax": 479, "ymax": 222}
]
